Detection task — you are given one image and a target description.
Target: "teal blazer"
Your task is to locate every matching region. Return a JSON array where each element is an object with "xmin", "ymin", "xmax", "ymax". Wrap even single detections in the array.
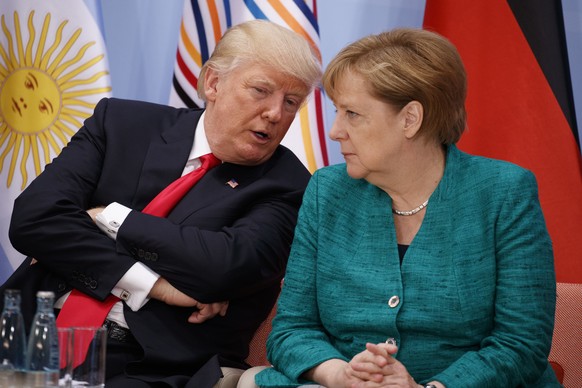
[{"xmin": 257, "ymin": 145, "xmax": 560, "ymax": 387}]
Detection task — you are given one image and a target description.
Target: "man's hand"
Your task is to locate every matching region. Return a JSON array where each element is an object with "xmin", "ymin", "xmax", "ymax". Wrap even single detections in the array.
[
  {"xmin": 150, "ymin": 277, "xmax": 229, "ymax": 323},
  {"xmin": 87, "ymin": 206, "xmax": 106, "ymax": 223},
  {"xmin": 188, "ymin": 300, "xmax": 229, "ymax": 323}
]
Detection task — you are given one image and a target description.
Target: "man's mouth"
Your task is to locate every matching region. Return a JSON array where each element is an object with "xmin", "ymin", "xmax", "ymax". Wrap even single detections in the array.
[{"xmin": 253, "ymin": 131, "xmax": 269, "ymax": 140}]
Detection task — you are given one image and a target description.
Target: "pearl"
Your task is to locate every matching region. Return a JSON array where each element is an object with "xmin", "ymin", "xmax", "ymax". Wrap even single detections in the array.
[{"xmin": 392, "ymin": 199, "xmax": 429, "ymax": 216}]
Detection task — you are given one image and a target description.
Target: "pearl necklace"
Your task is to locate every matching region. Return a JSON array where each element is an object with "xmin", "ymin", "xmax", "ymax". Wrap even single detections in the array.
[{"xmin": 392, "ymin": 199, "xmax": 429, "ymax": 216}]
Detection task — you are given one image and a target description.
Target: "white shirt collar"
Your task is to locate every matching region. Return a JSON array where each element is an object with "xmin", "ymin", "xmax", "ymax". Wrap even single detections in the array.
[{"xmin": 188, "ymin": 111, "xmax": 212, "ymax": 160}]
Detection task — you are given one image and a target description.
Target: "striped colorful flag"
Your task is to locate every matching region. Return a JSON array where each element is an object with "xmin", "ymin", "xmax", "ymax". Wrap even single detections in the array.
[
  {"xmin": 0, "ymin": 0, "xmax": 111, "ymax": 282},
  {"xmin": 423, "ymin": 0, "xmax": 582, "ymax": 284},
  {"xmin": 169, "ymin": 0, "xmax": 328, "ymax": 173}
]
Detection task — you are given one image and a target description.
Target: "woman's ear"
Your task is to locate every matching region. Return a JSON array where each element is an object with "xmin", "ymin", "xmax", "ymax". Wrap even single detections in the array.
[
  {"xmin": 204, "ymin": 68, "xmax": 220, "ymax": 102},
  {"xmin": 403, "ymin": 101, "xmax": 423, "ymax": 139}
]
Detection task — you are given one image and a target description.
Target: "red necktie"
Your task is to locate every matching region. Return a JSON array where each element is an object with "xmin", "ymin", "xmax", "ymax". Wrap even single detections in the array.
[
  {"xmin": 56, "ymin": 153, "xmax": 220, "ymax": 366},
  {"xmin": 141, "ymin": 153, "xmax": 221, "ymax": 216}
]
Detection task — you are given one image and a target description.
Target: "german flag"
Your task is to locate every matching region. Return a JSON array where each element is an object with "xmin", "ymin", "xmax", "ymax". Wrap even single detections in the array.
[{"xmin": 424, "ymin": 0, "xmax": 582, "ymax": 283}]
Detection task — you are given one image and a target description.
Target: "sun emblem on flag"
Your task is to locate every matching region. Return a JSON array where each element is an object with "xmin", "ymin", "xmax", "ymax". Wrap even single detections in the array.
[{"xmin": 0, "ymin": 10, "xmax": 111, "ymax": 189}]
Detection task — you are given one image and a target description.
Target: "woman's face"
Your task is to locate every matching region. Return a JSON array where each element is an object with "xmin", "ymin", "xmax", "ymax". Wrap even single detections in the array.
[{"xmin": 329, "ymin": 71, "xmax": 408, "ymax": 181}]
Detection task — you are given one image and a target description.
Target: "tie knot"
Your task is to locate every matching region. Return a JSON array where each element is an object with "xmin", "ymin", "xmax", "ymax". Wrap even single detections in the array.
[{"xmin": 200, "ymin": 153, "xmax": 221, "ymax": 170}]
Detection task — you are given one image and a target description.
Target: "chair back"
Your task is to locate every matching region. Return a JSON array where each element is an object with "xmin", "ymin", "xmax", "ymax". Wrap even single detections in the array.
[
  {"xmin": 245, "ymin": 301, "xmax": 277, "ymax": 366},
  {"xmin": 548, "ymin": 282, "xmax": 582, "ymax": 386}
]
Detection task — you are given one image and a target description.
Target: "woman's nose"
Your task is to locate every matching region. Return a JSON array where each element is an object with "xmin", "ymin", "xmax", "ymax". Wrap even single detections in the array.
[{"xmin": 328, "ymin": 119, "xmax": 344, "ymax": 141}]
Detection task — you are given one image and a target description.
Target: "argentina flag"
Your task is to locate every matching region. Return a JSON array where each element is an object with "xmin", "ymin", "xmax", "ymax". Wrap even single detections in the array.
[{"xmin": 0, "ymin": 0, "xmax": 112, "ymax": 283}]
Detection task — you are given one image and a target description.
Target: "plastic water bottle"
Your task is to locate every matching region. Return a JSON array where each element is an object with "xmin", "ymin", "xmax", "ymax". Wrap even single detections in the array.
[
  {"xmin": 0, "ymin": 289, "xmax": 27, "ymax": 387},
  {"xmin": 25, "ymin": 291, "xmax": 59, "ymax": 387}
]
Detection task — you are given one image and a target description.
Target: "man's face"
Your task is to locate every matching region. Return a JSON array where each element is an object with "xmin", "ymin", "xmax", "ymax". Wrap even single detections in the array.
[{"xmin": 203, "ymin": 63, "xmax": 310, "ymax": 165}]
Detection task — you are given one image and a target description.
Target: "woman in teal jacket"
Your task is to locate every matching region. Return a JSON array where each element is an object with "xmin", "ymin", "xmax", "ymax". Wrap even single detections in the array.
[{"xmin": 252, "ymin": 28, "xmax": 560, "ymax": 387}]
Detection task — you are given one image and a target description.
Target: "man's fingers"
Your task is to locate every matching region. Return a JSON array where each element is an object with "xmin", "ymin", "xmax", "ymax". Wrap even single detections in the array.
[
  {"xmin": 219, "ymin": 301, "xmax": 229, "ymax": 316},
  {"xmin": 187, "ymin": 301, "xmax": 229, "ymax": 324},
  {"xmin": 187, "ymin": 311, "xmax": 206, "ymax": 323}
]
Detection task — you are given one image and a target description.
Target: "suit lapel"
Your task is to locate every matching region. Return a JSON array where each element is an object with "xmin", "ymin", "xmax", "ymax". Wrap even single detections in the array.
[
  {"xmin": 133, "ymin": 110, "xmax": 203, "ymax": 210},
  {"xmin": 168, "ymin": 160, "xmax": 269, "ymax": 223}
]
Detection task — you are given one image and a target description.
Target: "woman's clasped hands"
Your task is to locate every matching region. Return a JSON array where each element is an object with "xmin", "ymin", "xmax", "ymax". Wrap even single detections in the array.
[{"xmin": 345, "ymin": 341, "xmax": 420, "ymax": 388}]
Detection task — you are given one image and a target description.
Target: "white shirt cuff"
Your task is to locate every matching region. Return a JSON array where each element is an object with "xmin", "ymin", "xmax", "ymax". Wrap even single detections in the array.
[
  {"xmin": 111, "ymin": 262, "xmax": 160, "ymax": 311},
  {"xmin": 95, "ymin": 202, "xmax": 132, "ymax": 240}
]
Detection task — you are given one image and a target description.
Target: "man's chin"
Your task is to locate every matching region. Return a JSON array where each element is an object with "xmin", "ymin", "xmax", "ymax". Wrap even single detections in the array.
[{"xmin": 235, "ymin": 150, "xmax": 275, "ymax": 166}]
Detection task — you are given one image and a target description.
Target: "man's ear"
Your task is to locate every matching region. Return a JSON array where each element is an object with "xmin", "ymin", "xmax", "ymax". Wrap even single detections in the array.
[
  {"xmin": 403, "ymin": 100, "xmax": 423, "ymax": 139},
  {"xmin": 204, "ymin": 68, "xmax": 220, "ymax": 102}
]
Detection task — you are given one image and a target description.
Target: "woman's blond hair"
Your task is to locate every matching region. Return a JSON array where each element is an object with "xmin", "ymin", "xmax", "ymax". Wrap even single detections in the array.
[{"xmin": 323, "ymin": 28, "xmax": 467, "ymax": 145}]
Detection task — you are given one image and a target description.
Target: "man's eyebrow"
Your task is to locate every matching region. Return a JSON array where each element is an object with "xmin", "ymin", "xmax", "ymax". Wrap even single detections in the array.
[{"xmin": 249, "ymin": 78, "xmax": 275, "ymax": 87}]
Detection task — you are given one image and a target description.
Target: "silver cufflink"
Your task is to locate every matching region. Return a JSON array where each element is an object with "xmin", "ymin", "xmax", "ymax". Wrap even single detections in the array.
[{"xmin": 120, "ymin": 290, "xmax": 131, "ymax": 301}]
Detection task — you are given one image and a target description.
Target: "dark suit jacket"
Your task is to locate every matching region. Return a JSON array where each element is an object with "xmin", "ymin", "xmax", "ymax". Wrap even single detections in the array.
[{"xmin": 3, "ymin": 97, "xmax": 311, "ymax": 386}]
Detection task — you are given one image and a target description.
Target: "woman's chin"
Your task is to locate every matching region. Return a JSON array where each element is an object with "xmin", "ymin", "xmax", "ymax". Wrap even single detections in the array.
[{"xmin": 345, "ymin": 164, "xmax": 366, "ymax": 180}]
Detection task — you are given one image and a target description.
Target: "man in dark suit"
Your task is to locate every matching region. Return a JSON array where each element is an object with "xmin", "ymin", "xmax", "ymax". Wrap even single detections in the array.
[{"xmin": 2, "ymin": 20, "xmax": 321, "ymax": 387}]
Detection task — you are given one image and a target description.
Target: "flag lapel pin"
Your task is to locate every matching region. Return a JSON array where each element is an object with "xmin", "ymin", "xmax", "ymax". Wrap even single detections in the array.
[{"xmin": 226, "ymin": 179, "xmax": 238, "ymax": 188}]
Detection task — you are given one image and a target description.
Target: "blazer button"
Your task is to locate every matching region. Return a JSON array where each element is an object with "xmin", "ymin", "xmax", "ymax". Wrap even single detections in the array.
[
  {"xmin": 89, "ymin": 280, "xmax": 98, "ymax": 289},
  {"xmin": 57, "ymin": 283, "xmax": 67, "ymax": 292},
  {"xmin": 137, "ymin": 249, "xmax": 145, "ymax": 258},
  {"xmin": 144, "ymin": 252, "xmax": 152, "ymax": 261},
  {"xmin": 151, "ymin": 253, "xmax": 158, "ymax": 262},
  {"xmin": 388, "ymin": 295, "xmax": 400, "ymax": 308}
]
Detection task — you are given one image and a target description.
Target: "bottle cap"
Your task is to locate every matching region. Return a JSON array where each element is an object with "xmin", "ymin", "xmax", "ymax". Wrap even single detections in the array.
[{"xmin": 36, "ymin": 291, "xmax": 55, "ymax": 298}]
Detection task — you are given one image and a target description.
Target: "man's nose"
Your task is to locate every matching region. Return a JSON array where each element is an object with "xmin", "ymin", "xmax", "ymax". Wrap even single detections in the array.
[{"xmin": 261, "ymin": 97, "xmax": 283, "ymax": 122}]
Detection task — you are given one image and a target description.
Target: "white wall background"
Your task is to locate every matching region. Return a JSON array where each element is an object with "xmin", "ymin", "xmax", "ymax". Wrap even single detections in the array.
[{"xmin": 96, "ymin": 0, "xmax": 581, "ymax": 165}]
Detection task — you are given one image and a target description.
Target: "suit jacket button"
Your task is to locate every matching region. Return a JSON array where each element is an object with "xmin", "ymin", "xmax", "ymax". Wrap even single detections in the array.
[
  {"xmin": 89, "ymin": 280, "xmax": 98, "ymax": 289},
  {"xmin": 151, "ymin": 253, "xmax": 158, "ymax": 261},
  {"xmin": 57, "ymin": 283, "xmax": 67, "ymax": 292},
  {"xmin": 144, "ymin": 252, "xmax": 151, "ymax": 261},
  {"xmin": 137, "ymin": 249, "xmax": 145, "ymax": 258},
  {"xmin": 388, "ymin": 295, "xmax": 400, "ymax": 308}
]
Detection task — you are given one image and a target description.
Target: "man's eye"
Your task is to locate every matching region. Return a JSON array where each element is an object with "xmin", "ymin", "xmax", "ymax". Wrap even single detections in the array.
[
  {"xmin": 346, "ymin": 110, "xmax": 358, "ymax": 118},
  {"xmin": 285, "ymin": 98, "xmax": 299, "ymax": 107}
]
